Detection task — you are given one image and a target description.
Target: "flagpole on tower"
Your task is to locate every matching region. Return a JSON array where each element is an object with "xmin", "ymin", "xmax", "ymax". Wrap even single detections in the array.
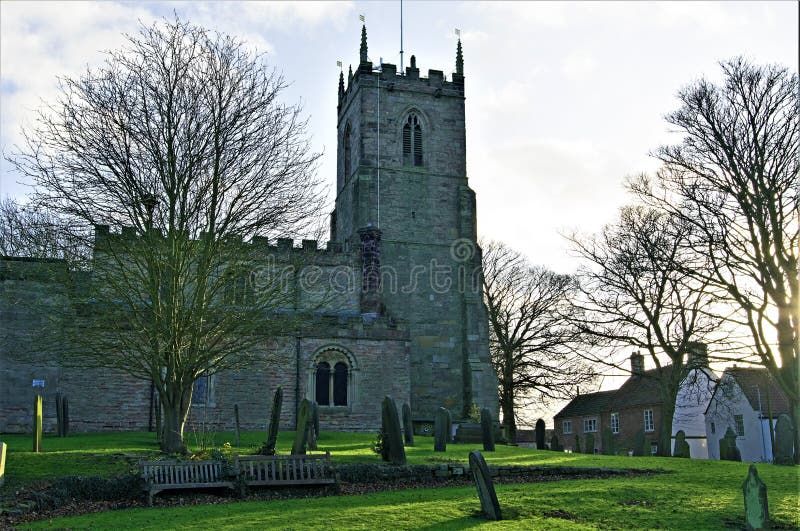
[{"xmin": 400, "ymin": 0, "xmax": 404, "ymax": 73}]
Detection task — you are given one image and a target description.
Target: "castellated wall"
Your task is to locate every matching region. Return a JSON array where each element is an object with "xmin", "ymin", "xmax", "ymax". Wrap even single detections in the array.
[{"xmin": 0, "ymin": 244, "xmax": 410, "ymax": 434}]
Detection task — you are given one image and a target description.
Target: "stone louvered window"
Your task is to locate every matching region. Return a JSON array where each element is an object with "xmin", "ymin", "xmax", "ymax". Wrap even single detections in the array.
[
  {"xmin": 402, "ymin": 114, "xmax": 423, "ymax": 166},
  {"xmin": 315, "ymin": 362, "xmax": 331, "ymax": 406},
  {"xmin": 313, "ymin": 352, "xmax": 354, "ymax": 407},
  {"xmin": 333, "ymin": 362, "xmax": 348, "ymax": 406},
  {"xmin": 343, "ymin": 123, "xmax": 352, "ymax": 178}
]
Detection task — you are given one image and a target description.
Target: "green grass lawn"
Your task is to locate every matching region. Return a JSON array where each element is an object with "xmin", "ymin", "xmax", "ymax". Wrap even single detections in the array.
[{"xmin": 2, "ymin": 430, "xmax": 799, "ymax": 529}]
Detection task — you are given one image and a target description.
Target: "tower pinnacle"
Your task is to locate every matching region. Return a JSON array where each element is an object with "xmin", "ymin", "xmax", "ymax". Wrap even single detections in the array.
[
  {"xmin": 456, "ymin": 39, "xmax": 463, "ymax": 75},
  {"xmin": 338, "ymin": 69, "xmax": 345, "ymax": 105},
  {"xmin": 360, "ymin": 25, "xmax": 368, "ymax": 64}
]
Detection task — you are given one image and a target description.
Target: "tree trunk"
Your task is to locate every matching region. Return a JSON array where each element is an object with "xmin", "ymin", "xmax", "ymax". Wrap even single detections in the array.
[
  {"xmin": 658, "ymin": 383, "xmax": 679, "ymax": 457},
  {"xmin": 792, "ymin": 399, "xmax": 800, "ymax": 465},
  {"xmin": 502, "ymin": 396, "xmax": 516, "ymax": 444},
  {"xmin": 160, "ymin": 385, "xmax": 192, "ymax": 454}
]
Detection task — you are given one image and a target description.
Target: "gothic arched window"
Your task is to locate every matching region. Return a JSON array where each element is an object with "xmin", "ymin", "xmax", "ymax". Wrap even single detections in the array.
[
  {"xmin": 343, "ymin": 123, "xmax": 352, "ymax": 178},
  {"xmin": 315, "ymin": 362, "xmax": 331, "ymax": 406},
  {"xmin": 333, "ymin": 362, "xmax": 348, "ymax": 406},
  {"xmin": 402, "ymin": 114, "xmax": 423, "ymax": 166}
]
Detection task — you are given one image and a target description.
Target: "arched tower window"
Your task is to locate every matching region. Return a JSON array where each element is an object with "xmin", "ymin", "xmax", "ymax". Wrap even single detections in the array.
[
  {"xmin": 333, "ymin": 362, "xmax": 348, "ymax": 406},
  {"xmin": 402, "ymin": 114, "xmax": 423, "ymax": 166},
  {"xmin": 315, "ymin": 362, "xmax": 331, "ymax": 406},
  {"xmin": 343, "ymin": 123, "xmax": 352, "ymax": 178}
]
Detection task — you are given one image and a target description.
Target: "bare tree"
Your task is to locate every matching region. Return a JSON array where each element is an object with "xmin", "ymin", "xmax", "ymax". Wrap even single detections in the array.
[
  {"xmin": 481, "ymin": 240, "xmax": 596, "ymax": 443},
  {"xmin": 630, "ymin": 58, "xmax": 799, "ymax": 462},
  {"xmin": 566, "ymin": 206, "xmax": 724, "ymax": 456},
  {"xmin": 7, "ymin": 18, "xmax": 324, "ymax": 453},
  {"xmin": 0, "ymin": 197, "xmax": 88, "ymax": 262}
]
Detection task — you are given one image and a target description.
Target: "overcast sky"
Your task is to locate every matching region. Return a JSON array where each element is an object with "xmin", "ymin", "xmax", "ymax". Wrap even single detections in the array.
[{"xmin": 1, "ymin": 1, "xmax": 797, "ymax": 272}]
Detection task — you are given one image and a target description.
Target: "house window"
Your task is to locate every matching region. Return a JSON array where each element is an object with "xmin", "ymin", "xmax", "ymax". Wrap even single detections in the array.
[
  {"xmin": 644, "ymin": 409, "xmax": 654, "ymax": 432},
  {"xmin": 583, "ymin": 418, "xmax": 598, "ymax": 433},
  {"xmin": 563, "ymin": 420, "xmax": 572, "ymax": 434},
  {"xmin": 192, "ymin": 373, "xmax": 215, "ymax": 406},
  {"xmin": 402, "ymin": 114, "xmax": 423, "ymax": 166},
  {"xmin": 650, "ymin": 442, "xmax": 658, "ymax": 455},
  {"xmin": 710, "ymin": 421, "xmax": 715, "ymax": 434},
  {"xmin": 610, "ymin": 412, "xmax": 620, "ymax": 434},
  {"xmin": 734, "ymin": 414, "xmax": 745, "ymax": 436},
  {"xmin": 315, "ymin": 362, "xmax": 331, "ymax": 406}
]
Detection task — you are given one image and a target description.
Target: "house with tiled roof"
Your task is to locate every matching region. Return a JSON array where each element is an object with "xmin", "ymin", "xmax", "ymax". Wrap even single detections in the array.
[
  {"xmin": 554, "ymin": 345, "xmax": 715, "ymax": 457},
  {"xmin": 705, "ymin": 366, "xmax": 791, "ymax": 462}
]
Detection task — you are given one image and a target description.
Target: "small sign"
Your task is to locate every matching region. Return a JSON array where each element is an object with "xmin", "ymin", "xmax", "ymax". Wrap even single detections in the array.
[{"xmin": 32, "ymin": 379, "xmax": 45, "ymax": 388}]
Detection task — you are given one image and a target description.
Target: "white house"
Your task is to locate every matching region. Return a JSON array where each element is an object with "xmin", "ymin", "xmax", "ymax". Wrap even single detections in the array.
[
  {"xmin": 704, "ymin": 366, "xmax": 791, "ymax": 462},
  {"xmin": 672, "ymin": 364, "xmax": 716, "ymax": 459}
]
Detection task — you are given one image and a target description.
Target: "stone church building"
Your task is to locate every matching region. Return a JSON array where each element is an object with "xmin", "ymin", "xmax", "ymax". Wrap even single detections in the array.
[{"xmin": 0, "ymin": 28, "xmax": 498, "ymax": 434}]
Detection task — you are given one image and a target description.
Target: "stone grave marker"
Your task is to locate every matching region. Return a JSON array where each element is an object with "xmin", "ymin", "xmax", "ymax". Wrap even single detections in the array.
[
  {"xmin": 742, "ymin": 464, "xmax": 769, "ymax": 530},
  {"xmin": 720, "ymin": 427, "xmax": 741, "ymax": 461},
  {"xmin": 402, "ymin": 403, "xmax": 414, "ymax": 447},
  {"xmin": 469, "ymin": 450, "xmax": 501, "ymax": 520},
  {"xmin": 535, "ymin": 419, "xmax": 545, "ymax": 449},
  {"xmin": 673, "ymin": 430, "xmax": 690, "ymax": 458},
  {"xmin": 481, "ymin": 408, "xmax": 495, "ymax": 452},
  {"xmin": 772, "ymin": 413, "xmax": 794, "ymax": 465},
  {"xmin": 434, "ymin": 407, "xmax": 449, "ymax": 452}
]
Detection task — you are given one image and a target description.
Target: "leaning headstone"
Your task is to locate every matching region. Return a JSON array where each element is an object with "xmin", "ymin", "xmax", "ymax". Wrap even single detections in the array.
[
  {"xmin": 307, "ymin": 402, "xmax": 318, "ymax": 451},
  {"xmin": 0, "ymin": 441, "xmax": 6, "ymax": 488},
  {"xmin": 584, "ymin": 433, "xmax": 595, "ymax": 454},
  {"xmin": 742, "ymin": 464, "xmax": 769, "ymax": 530},
  {"xmin": 535, "ymin": 419, "xmax": 545, "ymax": 450},
  {"xmin": 402, "ymin": 403, "xmax": 414, "ymax": 447},
  {"xmin": 673, "ymin": 430, "xmax": 687, "ymax": 458},
  {"xmin": 434, "ymin": 407, "xmax": 449, "ymax": 452},
  {"xmin": 772, "ymin": 413, "xmax": 794, "ymax": 465},
  {"xmin": 721, "ymin": 427, "xmax": 741, "ymax": 461},
  {"xmin": 33, "ymin": 395, "xmax": 42, "ymax": 453},
  {"xmin": 601, "ymin": 428, "xmax": 615, "ymax": 455},
  {"xmin": 261, "ymin": 386, "xmax": 283, "ymax": 456},
  {"xmin": 632, "ymin": 429, "xmax": 645, "ymax": 456},
  {"xmin": 381, "ymin": 396, "xmax": 406, "ymax": 465},
  {"xmin": 445, "ymin": 409, "xmax": 453, "ymax": 442},
  {"xmin": 469, "ymin": 450, "xmax": 502, "ymax": 520},
  {"xmin": 480, "ymin": 408, "xmax": 495, "ymax": 452},
  {"xmin": 292, "ymin": 399, "xmax": 311, "ymax": 455}
]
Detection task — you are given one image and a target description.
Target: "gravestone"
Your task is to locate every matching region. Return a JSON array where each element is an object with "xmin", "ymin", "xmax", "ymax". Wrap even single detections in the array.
[
  {"xmin": 469, "ymin": 450, "xmax": 502, "ymax": 520},
  {"xmin": 772, "ymin": 413, "xmax": 794, "ymax": 465},
  {"xmin": 602, "ymin": 428, "xmax": 615, "ymax": 455},
  {"xmin": 550, "ymin": 433, "xmax": 560, "ymax": 451},
  {"xmin": 632, "ymin": 429, "xmax": 645, "ymax": 456},
  {"xmin": 584, "ymin": 433, "xmax": 595, "ymax": 454},
  {"xmin": 434, "ymin": 407, "xmax": 449, "ymax": 452},
  {"xmin": 742, "ymin": 464, "xmax": 769, "ymax": 530},
  {"xmin": 673, "ymin": 430, "xmax": 690, "ymax": 458},
  {"xmin": 402, "ymin": 403, "xmax": 414, "ymax": 447},
  {"xmin": 307, "ymin": 402, "xmax": 318, "ymax": 451},
  {"xmin": 0, "ymin": 441, "xmax": 6, "ymax": 488},
  {"xmin": 720, "ymin": 427, "xmax": 741, "ymax": 461},
  {"xmin": 381, "ymin": 396, "xmax": 406, "ymax": 465},
  {"xmin": 481, "ymin": 408, "xmax": 495, "ymax": 452},
  {"xmin": 292, "ymin": 399, "xmax": 311, "ymax": 455},
  {"xmin": 574, "ymin": 434, "xmax": 581, "ymax": 453},
  {"xmin": 535, "ymin": 419, "xmax": 545, "ymax": 449}
]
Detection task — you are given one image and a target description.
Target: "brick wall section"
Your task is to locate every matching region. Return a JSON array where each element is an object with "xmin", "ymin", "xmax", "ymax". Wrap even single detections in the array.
[{"xmin": 556, "ymin": 405, "xmax": 664, "ymax": 454}]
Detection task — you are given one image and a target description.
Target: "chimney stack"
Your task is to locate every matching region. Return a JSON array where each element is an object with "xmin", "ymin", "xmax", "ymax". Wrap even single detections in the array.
[
  {"xmin": 687, "ymin": 342, "xmax": 708, "ymax": 368},
  {"xmin": 630, "ymin": 351, "xmax": 645, "ymax": 376}
]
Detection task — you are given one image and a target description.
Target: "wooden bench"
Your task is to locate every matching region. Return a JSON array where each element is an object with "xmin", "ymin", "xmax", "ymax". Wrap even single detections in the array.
[
  {"xmin": 235, "ymin": 452, "xmax": 335, "ymax": 487},
  {"xmin": 140, "ymin": 453, "xmax": 335, "ymax": 504},
  {"xmin": 140, "ymin": 460, "xmax": 234, "ymax": 505}
]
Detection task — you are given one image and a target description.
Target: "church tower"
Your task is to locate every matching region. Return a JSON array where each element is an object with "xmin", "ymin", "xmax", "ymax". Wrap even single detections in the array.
[{"xmin": 330, "ymin": 26, "xmax": 498, "ymax": 419}]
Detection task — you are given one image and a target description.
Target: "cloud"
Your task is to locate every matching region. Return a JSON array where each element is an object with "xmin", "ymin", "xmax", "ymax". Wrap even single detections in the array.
[{"xmin": 561, "ymin": 50, "xmax": 597, "ymax": 80}]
